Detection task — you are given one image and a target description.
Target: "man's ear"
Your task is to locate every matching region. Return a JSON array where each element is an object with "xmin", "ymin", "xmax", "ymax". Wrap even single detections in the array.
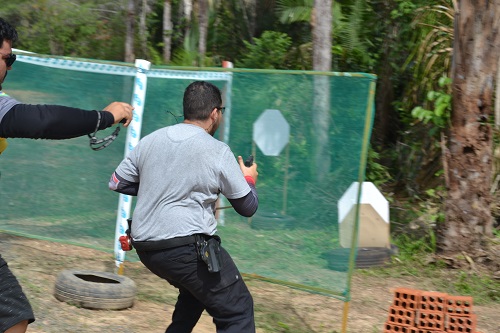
[{"xmin": 211, "ymin": 108, "xmax": 218, "ymax": 120}]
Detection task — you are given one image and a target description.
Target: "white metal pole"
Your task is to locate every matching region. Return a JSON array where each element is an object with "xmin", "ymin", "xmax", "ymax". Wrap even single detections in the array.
[{"xmin": 114, "ymin": 59, "xmax": 151, "ymax": 272}]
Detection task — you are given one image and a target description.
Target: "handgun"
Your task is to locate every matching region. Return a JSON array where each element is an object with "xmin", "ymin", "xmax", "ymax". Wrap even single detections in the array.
[{"xmin": 244, "ymin": 155, "xmax": 254, "ymax": 167}]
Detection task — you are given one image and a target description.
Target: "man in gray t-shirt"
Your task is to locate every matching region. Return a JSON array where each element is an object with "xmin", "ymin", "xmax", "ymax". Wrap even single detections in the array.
[{"xmin": 110, "ymin": 81, "xmax": 259, "ymax": 333}]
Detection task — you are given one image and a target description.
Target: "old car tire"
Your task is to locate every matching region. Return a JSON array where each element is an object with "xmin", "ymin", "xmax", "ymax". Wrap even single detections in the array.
[
  {"xmin": 355, "ymin": 247, "xmax": 391, "ymax": 268},
  {"xmin": 54, "ymin": 269, "xmax": 137, "ymax": 310},
  {"xmin": 326, "ymin": 247, "xmax": 392, "ymax": 271}
]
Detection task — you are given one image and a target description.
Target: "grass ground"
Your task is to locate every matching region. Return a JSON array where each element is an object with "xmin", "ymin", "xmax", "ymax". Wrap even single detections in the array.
[{"xmin": 1, "ymin": 232, "xmax": 498, "ymax": 333}]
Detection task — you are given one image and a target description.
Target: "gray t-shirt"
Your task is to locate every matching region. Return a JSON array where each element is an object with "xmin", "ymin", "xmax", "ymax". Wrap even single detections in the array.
[
  {"xmin": 116, "ymin": 123, "xmax": 250, "ymax": 241},
  {"xmin": 0, "ymin": 92, "xmax": 21, "ymax": 124}
]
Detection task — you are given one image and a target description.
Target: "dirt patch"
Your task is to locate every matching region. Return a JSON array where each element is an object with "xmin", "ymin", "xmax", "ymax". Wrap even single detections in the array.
[{"xmin": 1, "ymin": 233, "xmax": 498, "ymax": 333}]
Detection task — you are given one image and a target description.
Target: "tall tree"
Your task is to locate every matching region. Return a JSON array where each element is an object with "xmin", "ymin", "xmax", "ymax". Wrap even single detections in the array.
[
  {"xmin": 139, "ymin": 0, "xmax": 151, "ymax": 59},
  {"xmin": 439, "ymin": 0, "xmax": 500, "ymax": 254},
  {"xmin": 198, "ymin": 0, "xmax": 209, "ymax": 66},
  {"xmin": 312, "ymin": 0, "xmax": 332, "ymax": 182},
  {"xmin": 182, "ymin": 0, "xmax": 193, "ymax": 39},
  {"xmin": 125, "ymin": 0, "xmax": 136, "ymax": 62},
  {"xmin": 163, "ymin": 0, "xmax": 173, "ymax": 63},
  {"xmin": 242, "ymin": 0, "xmax": 257, "ymax": 38}
]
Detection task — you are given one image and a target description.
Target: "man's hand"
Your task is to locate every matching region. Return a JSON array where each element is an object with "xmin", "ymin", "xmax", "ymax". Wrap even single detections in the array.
[
  {"xmin": 103, "ymin": 102, "xmax": 134, "ymax": 126},
  {"xmin": 238, "ymin": 155, "xmax": 258, "ymax": 183}
]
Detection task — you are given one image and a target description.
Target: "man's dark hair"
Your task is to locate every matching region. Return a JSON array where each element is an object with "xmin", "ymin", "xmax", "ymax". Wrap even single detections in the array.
[
  {"xmin": 0, "ymin": 18, "xmax": 18, "ymax": 46},
  {"xmin": 183, "ymin": 81, "xmax": 222, "ymax": 121}
]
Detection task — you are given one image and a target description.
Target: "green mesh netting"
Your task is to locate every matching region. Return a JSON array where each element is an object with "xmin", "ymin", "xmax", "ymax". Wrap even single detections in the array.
[{"xmin": 0, "ymin": 53, "xmax": 376, "ymax": 300}]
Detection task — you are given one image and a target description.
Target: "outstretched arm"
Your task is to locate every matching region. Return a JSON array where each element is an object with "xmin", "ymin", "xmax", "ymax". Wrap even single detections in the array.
[{"xmin": 0, "ymin": 102, "xmax": 133, "ymax": 139}]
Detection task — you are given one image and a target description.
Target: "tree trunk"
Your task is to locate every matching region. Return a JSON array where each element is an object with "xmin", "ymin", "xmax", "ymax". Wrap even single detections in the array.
[
  {"xmin": 139, "ymin": 0, "xmax": 149, "ymax": 59},
  {"xmin": 243, "ymin": 0, "xmax": 257, "ymax": 38},
  {"xmin": 439, "ymin": 0, "xmax": 500, "ymax": 254},
  {"xmin": 163, "ymin": 0, "xmax": 172, "ymax": 63},
  {"xmin": 248, "ymin": 0, "xmax": 257, "ymax": 38},
  {"xmin": 496, "ymin": 55, "xmax": 500, "ymax": 128},
  {"xmin": 198, "ymin": 0, "xmax": 208, "ymax": 66},
  {"xmin": 373, "ymin": 1, "xmax": 398, "ymax": 147},
  {"xmin": 312, "ymin": 0, "xmax": 332, "ymax": 183},
  {"xmin": 183, "ymin": 0, "xmax": 193, "ymax": 40},
  {"xmin": 374, "ymin": 55, "xmax": 396, "ymax": 146},
  {"xmin": 125, "ymin": 0, "xmax": 136, "ymax": 63}
]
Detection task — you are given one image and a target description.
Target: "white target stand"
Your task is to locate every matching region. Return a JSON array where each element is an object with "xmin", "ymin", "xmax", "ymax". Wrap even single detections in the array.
[{"xmin": 338, "ymin": 182, "xmax": 390, "ymax": 249}]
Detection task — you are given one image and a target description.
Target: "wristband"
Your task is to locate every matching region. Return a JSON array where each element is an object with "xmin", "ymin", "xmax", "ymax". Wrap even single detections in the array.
[{"xmin": 244, "ymin": 175, "xmax": 256, "ymax": 186}]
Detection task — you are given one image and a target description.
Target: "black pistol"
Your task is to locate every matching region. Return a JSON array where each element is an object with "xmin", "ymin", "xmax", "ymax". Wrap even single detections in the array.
[{"xmin": 244, "ymin": 155, "xmax": 254, "ymax": 167}]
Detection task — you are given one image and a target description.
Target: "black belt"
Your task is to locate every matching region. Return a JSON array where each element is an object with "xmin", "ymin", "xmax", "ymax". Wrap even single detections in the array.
[{"xmin": 132, "ymin": 234, "xmax": 207, "ymax": 251}]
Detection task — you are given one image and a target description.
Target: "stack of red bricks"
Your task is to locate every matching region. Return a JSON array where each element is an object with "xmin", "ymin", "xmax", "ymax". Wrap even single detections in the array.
[{"xmin": 383, "ymin": 287, "xmax": 482, "ymax": 333}]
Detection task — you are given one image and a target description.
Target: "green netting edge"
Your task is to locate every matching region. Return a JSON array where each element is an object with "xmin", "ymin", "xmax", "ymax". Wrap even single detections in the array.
[{"xmin": 13, "ymin": 49, "xmax": 377, "ymax": 79}]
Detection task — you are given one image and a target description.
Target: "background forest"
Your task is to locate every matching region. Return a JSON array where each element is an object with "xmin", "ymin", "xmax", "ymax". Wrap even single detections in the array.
[{"xmin": 1, "ymin": 1, "xmax": 499, "ymax": 262}]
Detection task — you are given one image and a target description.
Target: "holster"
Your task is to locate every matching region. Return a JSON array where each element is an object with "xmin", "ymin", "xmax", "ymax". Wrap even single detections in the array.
[{"xmin": 197, "ymin": 236, "xmax": 222, "ymax": 273}]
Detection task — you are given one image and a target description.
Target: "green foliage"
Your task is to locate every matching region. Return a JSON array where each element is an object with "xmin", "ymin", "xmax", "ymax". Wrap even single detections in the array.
[
  {"xmin": 0, "ymin": 0, "xmax": 126, "ymax": 60},
  {"xmin": 392, "ymin": 232, "xmax": 436, "ymax": 261},
  {"xmin": 391, "ymin": 74, "xmax": 451, "ymax": 198},
  {"xmin": 390, "ymin": 186, "xmax": 445, "ymax": 263},
  {"xmin": 236, "ymin": 31, "xmax": 293, "ymax": 69},
  {"xmin": 275, "ymin": 0, "xmax": 376, "ymax": 72},
  {"xmin": 375, "ymin": 1, "xmax": 454, "ymax": 199},
  {"xmin": 365, "ymin": 147, "xmax": 392, "ymax": 187},
  {"xmin": 401, "ymin": 0, "xmax": 454, "ymax": 113},
  {"xmin": 411, "ymin": 76, "xmax": 452, "ymax": 129},
  {"xmin": 170, "ymin": 33, "xmax": 198, "ymax": 66},
  {"xmin": 448, "ymin": 272, "xmax": 500, "ymax": 304},
  {"xmin": 276, "ymin": 0, "xmax": 313, "ymax": 24},
  {"xmin": 390, "ymin": 0, "xmax": 418, "ymax": 19},
  {"xmin": 359, "ymin": 255, "xmax": 500, "ymax": 305},
  {"xmin": 169, "ymin": 33, "xmax": 216, "ymax": 67},
  {"xmin": 147, "ymin": 44, "xmax": 164, "ymax": 65},
  {"xmin": 205, "ymin": 4, "xmax": 248, "ymax": 65},
  {"xmin": 334, "ymin": 0, "xmax": 376, "ymax": 71}
]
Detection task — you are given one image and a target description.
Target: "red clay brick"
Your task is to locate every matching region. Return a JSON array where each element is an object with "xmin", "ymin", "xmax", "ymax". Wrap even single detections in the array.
[
  {"xmin": 393, "ymin": 287, "xmax": 421, "ymax": 310},
  {"xmin": 415, "ymin": 310, "xmax": 445, "ymax": 331},
  {"xmin": 447, "ymin": 314, "xmax": 477, "ymax": 333},
  {"xmin": 445, "ymin": 295, "xmax": 474, "ymax": 317},
  {"xmin": 419, "ymin": 291, "xmax": 447, "ymax": 312},
  {"xmin": 387, "ymin": 306, "xmax": 416, "ymax": 327},
  {"xmin": 383, "ymin": 322, "xmax": 413, "ymax": 333}
]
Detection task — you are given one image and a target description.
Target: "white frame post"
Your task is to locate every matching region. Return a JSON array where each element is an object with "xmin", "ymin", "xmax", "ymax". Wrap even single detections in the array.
[{"xmin": 114, "ymin": 59, "xmax": 151, "ymax": 273}]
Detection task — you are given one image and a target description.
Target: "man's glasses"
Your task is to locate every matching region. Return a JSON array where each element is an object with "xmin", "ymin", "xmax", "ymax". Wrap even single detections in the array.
[
  {"xmin": 3, "ymin": 53, "xmax": 16, "ymax": 67},
  {"xmin": 217, "ymin": 107, "xmax": 226, "ymax": 114}
]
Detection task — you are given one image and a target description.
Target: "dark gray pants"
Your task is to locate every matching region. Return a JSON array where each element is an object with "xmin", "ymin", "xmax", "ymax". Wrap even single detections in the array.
[
  {"xmin": 0, "ymin": 255, "xmax": 35, "ymax": 333},
  {"xmin": 137, "ymin": 242, "xmax": 255, "ymax": 333}
]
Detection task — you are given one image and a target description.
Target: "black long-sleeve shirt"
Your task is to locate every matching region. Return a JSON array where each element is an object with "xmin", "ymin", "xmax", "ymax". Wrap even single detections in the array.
[{"xmin": 0, "ymin": 104, "xmax": 114, "ymax": 139}]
